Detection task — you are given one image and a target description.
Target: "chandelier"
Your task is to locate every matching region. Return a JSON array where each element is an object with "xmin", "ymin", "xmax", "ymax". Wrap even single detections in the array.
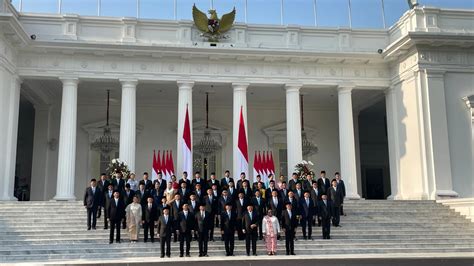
[
  {"xmin": 194, "ymin": 90, "xmax": 221, "ymax": 157},
  {"xmin": 91, "ymin": 90, "xmax": 119, "ymax": 154},
  {"xmin": 300, "ymin": 94, "xmax": 318, "ymax": 157}
]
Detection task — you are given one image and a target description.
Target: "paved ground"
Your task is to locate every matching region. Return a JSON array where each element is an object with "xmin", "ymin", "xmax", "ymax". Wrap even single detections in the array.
[{"xmin": 5, "ymin": 253, "xmax": 474, "ymax": 266}]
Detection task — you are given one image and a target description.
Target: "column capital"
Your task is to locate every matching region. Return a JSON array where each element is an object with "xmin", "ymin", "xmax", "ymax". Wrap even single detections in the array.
[
  {"xmin": 384, "ymin": 87, "xmax": 396, "ymax": 96},
  {"xmin": 285, "ymin": 83, "xmax": 303, "ymax": 92},
  {"xmin": 58, "ymin": 77, "xmax": 79, "ymax": 85},
  {"xmin": 424, "ymin": 69, "xmax": 446, "ymax": 78},
  {"xmin": 177, "ymin": 80, "xmax": 195, "ymax": 89},
  {"xmin": 119, "ymin": 79, "xmax": 138, "ymax": 87},
  {"xmin": 337, "ymin": 86, "xmax": 354, "ymax": 94}
]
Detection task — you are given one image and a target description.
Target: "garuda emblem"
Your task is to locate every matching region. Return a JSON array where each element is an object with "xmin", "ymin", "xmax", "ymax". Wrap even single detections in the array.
[{"xmin": 192, "ymin": 4, "xmax": 236, "ymax": 42}]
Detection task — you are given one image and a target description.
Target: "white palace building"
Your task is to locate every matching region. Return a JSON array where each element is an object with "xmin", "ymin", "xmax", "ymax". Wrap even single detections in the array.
[{"xmin": 0, "ymin": 0, "xmax": 473, "ymax": 204}]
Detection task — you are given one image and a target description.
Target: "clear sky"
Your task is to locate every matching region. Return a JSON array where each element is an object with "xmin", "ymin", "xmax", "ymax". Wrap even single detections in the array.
[{"xmin": 11, "ymin": 0, "xmax": 474, "ymax": 28}]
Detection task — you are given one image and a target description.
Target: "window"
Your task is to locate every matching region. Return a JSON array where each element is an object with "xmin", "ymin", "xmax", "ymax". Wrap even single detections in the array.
[{"xmin": 193, "ymin": 153, "xmax": 217, "ymax": 179}]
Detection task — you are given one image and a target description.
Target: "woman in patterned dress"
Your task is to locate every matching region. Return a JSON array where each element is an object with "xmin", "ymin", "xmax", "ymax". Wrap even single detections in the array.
[
  {"xmin": 125, "ymin": 195, "xmax": 142, "ymax": 242},
  {"xmin": 262, "ymin": 209, "xmax": 280, "ymax": 255}
]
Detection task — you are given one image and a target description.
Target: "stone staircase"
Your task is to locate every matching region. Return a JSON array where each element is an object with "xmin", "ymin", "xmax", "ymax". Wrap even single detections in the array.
[{"xmin": 0, "ymin": 200, "xmax": 473, "ymax": 263}]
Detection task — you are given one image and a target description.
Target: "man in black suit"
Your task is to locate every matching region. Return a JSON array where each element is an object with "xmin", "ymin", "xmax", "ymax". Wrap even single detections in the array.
[
  {"xmin": 281, "ymin": 202, "xmax": 297, "ymax": 255},
  {"xmin": 328, "ymin": 179, "xmax": 344, "ymax": 227},
  {"xmin": 142, "ymin": 197, "xmax": 158, "ymax": 243},
  {"xmin": 150, "ymin": 181, "xmax": 164, "ymax": 204},
  {"xmin": 239, "ymin": 180, "xmax": 253, "ymax": 200},
  {"xmin": 207, "ymin": 172, "xmax": 220, "ymax": 191},
  {"xmin": 195, "ymin": 204, "xmax": 211, "ymax": 257},
  {"xmin": 220, "ymin": 203, "xmax": 236, "ymax": 256},
  {"xmin": 252, "ymin": 175, "xmax": 266, "ymax": 191},
  {"xmin": 192, "ymin": 171, "xmax": 206, "ymax": 191},
  {"xmin": 153, "ymin": 172, "xmax": 167, "ymax": 194},
  {"xmin": 279, "ymin": 182, "xmax": 289, "ymax": 201},
  {"xmin": 136, "ymin": 183, "xmax": 149, "ymax": 207},
  {"xmin": 140, "ymin": 172, "xmax": 153, "ymax": 191},
  {"xmin": 299, "ymin": 191, "xmax": 314, "ymax": 240},
  {"xmin": 204, "ymin": 188, "xmax": 218, "ymax": 241},
  {"xmin": 218, "ymin": 190, "xmax": 233, "ymax": 214},
  {"xmin": 265, "ymin": 180, "xmax": 278, "ymax": 199},
  {"xmin": 335, "ymin": 172, "xmax": 346, "ymax": 215},
  {"xmin": 157, "ymin": 197, "xmax": 169, "ymax": 217},
  {"xmin": 96, "ymin": 173, "xmax": 109, "ymax": 218},
  {"xmin": 108, "ymin": 190, "xmax": 125, "ymax": 244},
  {"xmin": 188, "ymin": 193, "xmax": 200, "ymax": 214},
  {"xmin": 294, "ymin": 183, "xmax": 304, "ymax": 202},
  {"xmin": 179, "ymin": 171, "xmax": 191, "ymax": 187},
  {"xmin": 317, "ymin": 171, "xmax": 330, "ymax": 195},
  {"xmin": 235, "ymin": 192, "xmax": 249, "ymax": 240},
  {"xmin": 103, "ymin": 183, "xmax": 114, "ymax": 229},
  {"xmin": 242, "ymin": 205, "xmax": 259, "ymax": 256},
  {"xmin": 122, "ymin": 183, "xmax": 135, "ymax": 229},
  {"xmin": 178, "ymin": 204, "xmax": 194, "ymax": 257},
  {"xmin": 268, "ymin": 190, "xmax": 282, "ymax": 223},
  {"xmin": 227, "ymin": 181, "xmax": 237, "ymax": 201},
  {"xmin": 251, "ymin": 190, "xmax": 266, "ymax": 240},
  {"xmin": 178, "ymin": 181, "xmax": 191, "ymax": 202},
  {"xmin": 112, "ymin": 172, "xmax": 125, "ymax": 194},
  {"xmin": 83, "ymin": 178, "xmax": 102, "ymax": 230},
  {"xmin": 157, "ymin": 207, "xmax": 173, "ymax": 257},
  {"xmin": 220, "ymin": 170, "xmax": 234, "ymax": 191},
  {"xmin": 288, "ymin": 173, "xmax": 300, "ymax": 192},
  {"xmin": 170, "ymin": 194, "xmax": 183, "ymax": 242},
  {"xmin": 318, "ymin": 194, "xmax": 332, "ymax": 239},
  {"xmin": 302, "ymin": 173, "xmax": 314, "ymax": 192},
  {"xmin": 310, "ymin": 181, "xmax": 322, "ymax": 226},
  {"xmin": 236, "ymin": 172, "xmax": 247, "ymax": 190}
]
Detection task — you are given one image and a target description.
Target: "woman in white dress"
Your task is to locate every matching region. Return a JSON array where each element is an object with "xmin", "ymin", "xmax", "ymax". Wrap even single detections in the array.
[
  {"xmin": 125, "ymin": 195, "xmax": 142, "ymax": 242},
  {"xmin": 262, "ymin": 209, "xmax": 281, "ymax": 255}
]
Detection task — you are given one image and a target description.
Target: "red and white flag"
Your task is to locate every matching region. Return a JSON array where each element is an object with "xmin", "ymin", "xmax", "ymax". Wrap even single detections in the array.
[
  {"xmin": 237, "ymin": 106, "xmax": 249, "ymax": 177},
  {"xmin": 252, "ymin": 151, "xmax": 260, "ymax": 182},
  {"xmin": 260, "ymin": 151, "xmax": 267, "ymax": 182},
  {"xmin": 162, "ymin": 150, "xmax": 169, "ymax": 181},
  {"xmin": 182, "ymin": 105, "xmax": 192, "ymax": 176},
  {"xmin": 167, "ymin": 150, "xmax": 175, "ymax": 181},
  {"xmin": 152, "ymin": 150, "xmax": 160, "ymax": 181},
  {"xmin": 269, "ymin": 151, "xmax": 275, "ymax": 176}
]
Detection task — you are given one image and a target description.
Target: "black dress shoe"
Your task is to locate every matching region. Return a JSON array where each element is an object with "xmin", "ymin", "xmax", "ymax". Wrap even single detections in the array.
[
  {"xmin": 167, "ymin": 255, "xmax": 171, "ymax": 258},
  {"xmin": 92, "ymin": 227, "xmax": 96, "ymax": 230},
  {"xmin": 186, "ymin": 253, "xmax": 191, "ymax": 257},
  {"xmin": 104, "ymin": 227, "xmax": 108, "ymax": 230},
  {"xmin": 109, "ymin": 241, "xmax": 113, "ymax": 244},
  {"xmin": 160, "ymin": 255, "xmax": 165, "ymax": 258},
  {"xmin": 179, "ymin": 254, "xmax": 183, "ymax": 257},
  {"xmin": 116, "ymin": 240, "xmax": 121, "ymax": 243},
  {"xmin": 87, "ymin": 227, "xmax": 91, "ymax": 230},
  {"xmin": 291, "ymin": 252, "xmax": 296, "ymax": 255}
]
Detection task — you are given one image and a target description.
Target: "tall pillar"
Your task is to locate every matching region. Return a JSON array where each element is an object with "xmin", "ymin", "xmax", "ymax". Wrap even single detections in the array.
[
  {"xmin": 176, "ymin": 81, "xmax": 194, "ymax": 176},
  {"xmin": 385, "ymin": 87, "xmax": 401, "ymax": 200},
  {"xmin": 285, "ymin": 84, "xmax": 303, "ymax": 179},
  {"xmin": 0, "ymin": 75, "xmax": 21, "ymax": 201},
  {"xmin": 232, "ymin": 83, "xmax": 249, "ymax": 178},
  {"xmin": 54, "ymin": 78, "xmax": 79, "ymax": 200},
  {"xmin": 337, "ymin": 86, "xmax": 361, "ymax": 199},
  {"xmin": 119, "ymin": 79, "xmax": 138, "ymax": 173}
]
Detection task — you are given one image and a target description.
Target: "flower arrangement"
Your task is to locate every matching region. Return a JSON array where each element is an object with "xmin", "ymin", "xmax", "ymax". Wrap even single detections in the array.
[
  {"xmin": 294, "ymin": 160, "xmax": 315, "ymax": 180},
  {"xmin": 107, "ymin": 158, "xmax": 130, "ymax": 178}
]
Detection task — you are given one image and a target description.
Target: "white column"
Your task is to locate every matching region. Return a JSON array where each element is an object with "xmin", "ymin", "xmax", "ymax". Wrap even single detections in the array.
[
  {"xmin": 338, "ymin": 86, "xmax": 361, "ymax": 199},
  {"xmin": 0, "ymin": 75, "xmax": 21, "ymax": 201},
  {"xmin": 285, "ymin": 84, "xmax": 303, "ymax": 179},
  {"xmin": 176, "ymin": 81, "xmax": 194, "ymax": 175},
  {"xmin": 119, "ymin": 79, "xmax": 138, "ymax": 173},
  {"xmin": 385, "ymin": 87, "xmax": 401, "ymax": 200},
  {"xmin": 232, "ymin": 82, "xmax": 249, "ymax": 178},
  {"xmin": 54, "ymin": 78, "xmax": 79, "ymax": 200}
]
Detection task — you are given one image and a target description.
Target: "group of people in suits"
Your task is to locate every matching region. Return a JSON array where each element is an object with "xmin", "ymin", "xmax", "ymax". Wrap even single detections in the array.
[{"xmin": 83, "ymin": 169, "xmax": 347, "ymax": 257}]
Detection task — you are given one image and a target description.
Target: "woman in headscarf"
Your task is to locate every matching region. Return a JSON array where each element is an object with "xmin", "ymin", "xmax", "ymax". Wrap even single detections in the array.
[
  {"xmin": 262, "ymin": 209, "xmax": 280, "ymax": 255},
  {"xmin": 125, "ymin": 195, "xmax": 142, "ymax": 243}
]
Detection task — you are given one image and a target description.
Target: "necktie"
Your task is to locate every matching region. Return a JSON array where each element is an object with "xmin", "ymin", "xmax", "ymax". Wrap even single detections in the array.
[
  {"xmin": 249, "ymin": 212, "xmax": 252, "ymax": 220},
  {"xmin": 288, "ymin": 211, "xmax": 291, "ymax": 219},
  {"xmin": 201, "ymin": 211, "xmax": 205, "ymax": 218},
  {"xmin": 257, "ymin": 198, "xmax": 260, "ymax": 205},
  {"xmin": 92, "ymin": 188, "xmax": 95, "ymax": 194},
  {"xmin": 148, "ymin": 204, "xmax": 152, "ymax": 210},
  {"xmin": 165, "ymin": 216, "xmax": 168, "ymax": 224},
  {"xmin": 185, "ymin": 212, "xmax": 188, "ymax": 219},
  {"xmin": 228, "ymin": 212, "xmax": 231, "ymax": 219}
]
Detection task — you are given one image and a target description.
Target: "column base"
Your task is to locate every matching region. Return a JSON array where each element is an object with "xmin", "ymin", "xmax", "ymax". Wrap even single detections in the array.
[
  {"xmin": 345, "ymin": 193, "xmax": 361, "ymax": 200},
  {"xmin": 0, "ymin": 196, "xmax": 18, "ymax": 201},
  {"xmin": 53, "ymin": 195, "xmax": 76, "ymax": 201},
  {"xmin": 432, "ymin": 189, "xmax": 459, "ymax": 199},
  {"xmin": 387, "ymin": 194, "xmax": 402, "ymax": 200}
]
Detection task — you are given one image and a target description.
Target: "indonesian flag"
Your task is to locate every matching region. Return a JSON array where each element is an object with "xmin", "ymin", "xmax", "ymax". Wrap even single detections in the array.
[
  {"xmin": 167, "ymin": 150, "xmax": 175, "ymax": 180},
  {"xmin": 269, "ymin": 151, "xmax": 275, "ymax": 175},
  {"xmin": 261, "ymin": 151, "xmax": 268, "ymax": 182},
  {"xmin": 152, "ymin": 150, "xmax": 160, "ymax": 181},
  {"xmin": 182, "ymin": 105, "xmax": 192, "ymax": 176},
  {"xmin": 253, "ymin": 151, "xmax": 260, "ymax": 182},
  {"xmin": 237, "ymin": 106, "xmax": 249, "ymax": 177},
  {"xmin": 162, "ymin": 150, "xmax": 169, "ymax": 181}
]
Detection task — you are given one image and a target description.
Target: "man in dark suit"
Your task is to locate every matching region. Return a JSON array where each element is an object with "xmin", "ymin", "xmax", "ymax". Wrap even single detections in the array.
[
  {"xmin": 96, "ymin": 173, "xmax": 109, "ymax": 218},
  {"xmin": 242, "ymin": 205, "xmax": 259, "ymax": 256},
  {"xmin": 281, "ymin": 202, "xmax": 298, "ymax": 255},
  {"xmin": 103, "ymin": 183, "xmax": 114, "ymax": 229},
  {"xmin": 236, "ymin": 172, "xmax": 248, "ymax": 190},
  {"xmin": 335, "ymin": 172, "xmax": 346, "ymax": 215},
  {"xmin": 179, "ymin": 171, "xmax": 191, "ymax": 187},
  {"xmin": 317, "ymin": 171, "xmax": 330, "ymax": 195},
  {"xmin": 142, "ymin": 197, "xmax": 158, "ymax": 243},
  {"xmin": 178, "ymin": 182, "xmax": 191, "ymax": 202},
  {"xmin": 294, "ymin": 183, "xmax": 304, "ymax": 202},
  {"xmin": 268, "ymin": 190, "xmax": 282, "ymax": 223},
  {"xmin": 227, "ymin": 181, "xmax": 237, "ymax": 201},
  {"xmin": 239, "ymin": 180, "xmax": 253, "ymax": 200},
  {"xmin": 111, "ymin": 172, "xmax": 125, "ymax": 194},
  {"xmin": 188, "ymin": 193, "xmax": 200, "ymax": 214},
  {"xmin": 83, "ymin": 178, "xmax": 102, "ymax": 230},
  {"xmin": 136, "ymin": 183, "xmax": 149, "ymax": 207},
  {"xmin": 218, "ymin": 190, "xmax": 233, "ymax": 214},
  {"xmin": 279, "ymin": 182, "xmax": 289, "ymax": 201},
  {"xmin": 288, "ymin": 173, "xmax": 300, "ymax": 192},
  {"xmin": 170, "ymin": 194, "xmax": 183, "ymax": 242},
  {"xmin": 139, "ymin": 172, "xmax": 153, "ymax": 191},
  {"xmin": 195, "ymin": 204, "xmax": 211, "ymax": 257},
  {"xmin": 265, "ymin": 180, "xmax": 278, "ymax": 199},
  {"xmin": 318, "ymin": 194, "xmax": 332, "ymax": 239},
  {"xmin": 220, "ymin": 203, "xmax": 236, "ymax": 256},
  {"xmin": 204, "ymin": 188, "xmax": 218, "ymax": 241},
  {"xmin": 108, "ymin": 190, "xmax": 125, "ymax": 244},
  {"xmin": 302, "ymin": 173, "xmax": 314, "ymax": 192},
  {"xmin": 299, "ymin": 191, "xmax": 314, "ymax": 240},
  {"xmin": 285, "ymin": 191, "xmax": 300, "ymax": 215},
  {"xmin": 153, "ymin": 172, "xmax": 167, "ymax": 194},
  {"xmin": 207, "ymin": 172, "xmax": 220, "ymax": 191},
  {"xmin": 252, "ymin": 175, "xmax": 266, "ymax": 191},
  {"xmin": 157, "ymin": 207, "xmax": 173, "ymax": 257},
  {"xmin": 178, "ymin": 204, "xmax": 194, "ymax": 257},
  {"xmin": 251, "ymin": 190, "xmax": 266, "ymax": 240},
  {"xmin": 220, "ymin": 170, "xmax": 234, "ymax": 191},
  {"xmin": 192, "ymin": 171, "xmax": 206, "ymax": 191},
  {"xmin": 157, "ymin": 197, "xmax": 169, "ymax": 217},
  {"xmin": 121, "ymin": 183, "xmax": 135, "ymax": 229},
  {"xmin": 328, "ymin": 179, "xmax": 344, "ymax": 227},
  {"xmin": 235, "ymin": 192, "xmax": 249, "ymax": 240},
  {"xmin": 150, "ymin": 181, "xmax": 164, "ymax": 204}
]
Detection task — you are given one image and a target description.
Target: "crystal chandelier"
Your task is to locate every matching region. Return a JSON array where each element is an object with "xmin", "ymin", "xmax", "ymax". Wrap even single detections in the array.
[
  {"xmin": 194, "ymin": 91, "xmax": 221, "ymax": 157},
  {"xmin": 91, "ymin": 90, "xmax": 119, "ymax": 154},
  {"xmin": 300, "ymin": 94, "xmax": 318, "ymax": 157}
]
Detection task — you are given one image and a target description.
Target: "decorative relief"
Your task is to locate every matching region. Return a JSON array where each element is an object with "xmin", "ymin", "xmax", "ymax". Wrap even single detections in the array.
[{"xmin": 80, "ymin": 61, "xmax": 88, "ymax": 69}]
